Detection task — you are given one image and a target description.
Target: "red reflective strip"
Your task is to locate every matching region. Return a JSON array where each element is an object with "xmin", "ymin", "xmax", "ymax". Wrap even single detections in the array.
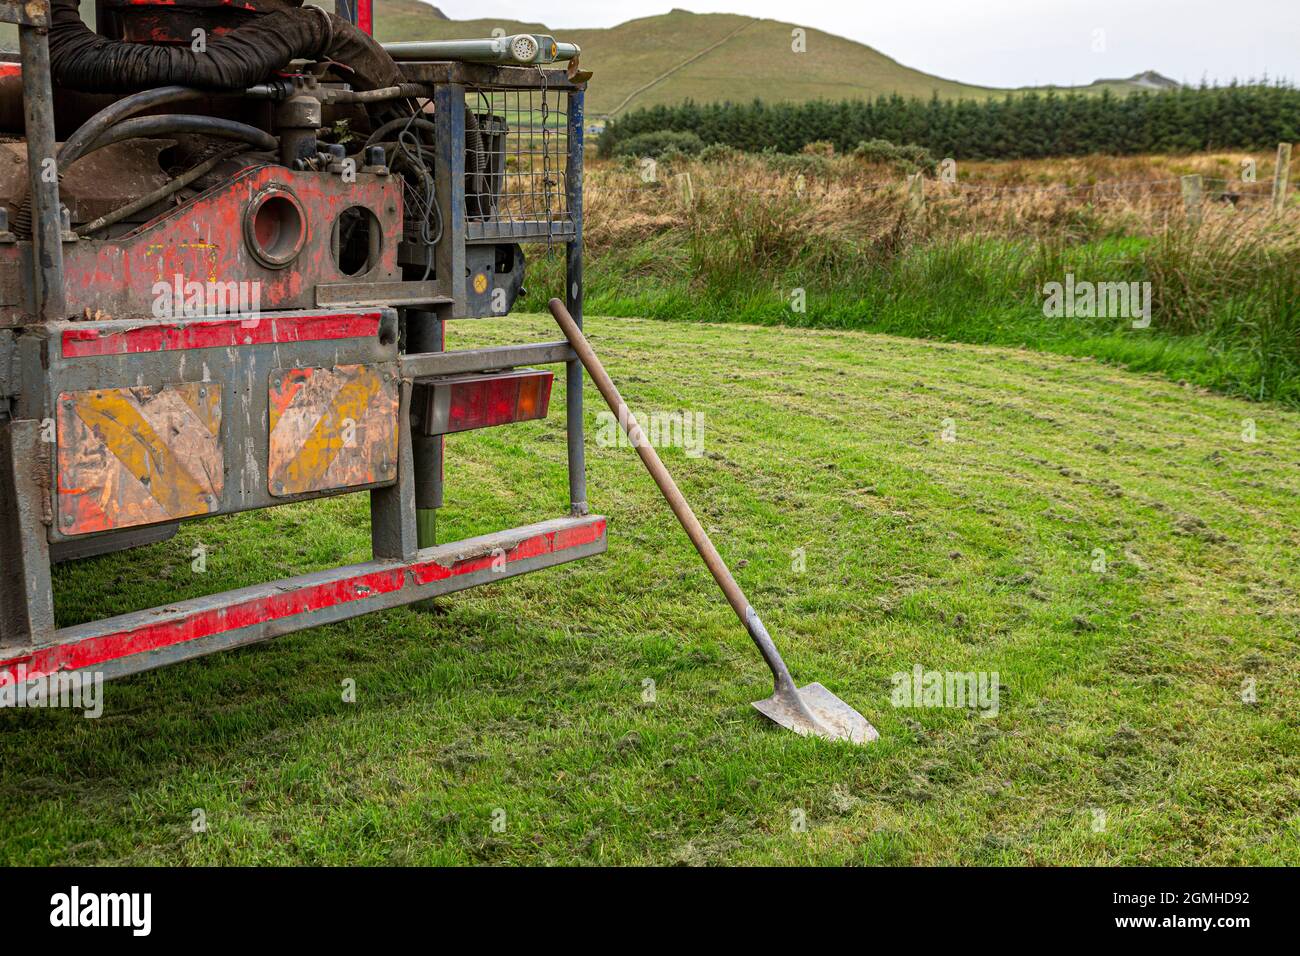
[
  {"xmin": 357, "ymin": 0, "xmax": 372, "ymax": 34},
  {"xmin": 411, "ymin": 518, "xmax": 605, "ymax": 585},
  {"xmin": 0, "ymin": 64, "xmax": 20, "ymax": 79},
  {"xmin": 0, "ymin": 519, "xmax": 605, "ymax": 684},
  {"xmin": 61, "ymin": 312, "xmax": 381, "ymax": 357}
]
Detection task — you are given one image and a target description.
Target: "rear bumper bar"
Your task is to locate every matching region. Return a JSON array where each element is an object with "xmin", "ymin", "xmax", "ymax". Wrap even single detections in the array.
[{"xmin": 1, "ymin": 514, "xmax": 605, "ymax": 685}]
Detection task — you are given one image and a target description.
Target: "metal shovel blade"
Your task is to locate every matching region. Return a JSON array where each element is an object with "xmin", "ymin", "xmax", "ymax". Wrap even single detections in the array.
[{"xmin": 752, "ymin": 683, "xmax": 880, "ymax": 745}]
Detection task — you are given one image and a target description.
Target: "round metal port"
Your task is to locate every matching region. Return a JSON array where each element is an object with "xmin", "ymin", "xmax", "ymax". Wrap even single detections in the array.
[{"xmin": 244, "ymin": 189, "xmax": 307, "ymax": 269}]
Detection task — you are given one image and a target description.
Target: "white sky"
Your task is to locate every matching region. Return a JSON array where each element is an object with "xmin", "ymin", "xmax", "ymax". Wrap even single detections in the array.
[{"xmin": 428, "ymin": 0, "xmax": 1299, "ymax": 89}]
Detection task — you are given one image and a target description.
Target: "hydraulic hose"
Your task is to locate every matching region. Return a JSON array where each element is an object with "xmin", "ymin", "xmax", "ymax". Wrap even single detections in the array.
[
  {"xmin": 58, "ymin": 86, "xmax": 204, "ymax": 167},
  {"xmin": 49, "ymin": 0, "xmax": 335, "ymax": 94},
  {"xmin": 80, "ymin": 115, "xmax": 278, "ymax": 158}
]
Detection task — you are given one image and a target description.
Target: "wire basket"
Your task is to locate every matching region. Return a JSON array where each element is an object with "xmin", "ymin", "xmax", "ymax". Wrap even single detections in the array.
[{"xmin": 464, "ymin": 86, "xmax": 571, "ymax": 237}]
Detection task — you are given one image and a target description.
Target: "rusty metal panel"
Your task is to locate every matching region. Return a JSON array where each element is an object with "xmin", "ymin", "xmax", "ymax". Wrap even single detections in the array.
[
  {"xmin": 56, "ymin": 382, "xmax": 223, "ymax": 535},
  {"xmin": 54, "ymin": 166, "xmax": 403, "ymax": 321},
  {"xmin": 268, "ymin": 363, "xmax": 398, "ymax": 497},
  {"xmin": 32, "ymin": 309, "xmax": 400, "ymax": 534}
]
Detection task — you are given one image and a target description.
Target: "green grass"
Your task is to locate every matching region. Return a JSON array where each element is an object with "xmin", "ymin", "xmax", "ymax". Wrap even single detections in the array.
[{"xmin": 3, "ymin": 314, "xmax": 1298, "ymax": 864}]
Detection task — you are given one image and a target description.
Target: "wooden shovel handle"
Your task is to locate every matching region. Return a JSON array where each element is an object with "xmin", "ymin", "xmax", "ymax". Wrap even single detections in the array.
[{"xmin": 548, "ymin": 299, "xmax": 751, "ymax": 624}]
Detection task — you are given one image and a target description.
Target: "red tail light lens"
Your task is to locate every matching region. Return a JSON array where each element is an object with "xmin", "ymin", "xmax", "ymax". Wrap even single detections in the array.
[{"xmin": 418, "ymin": 369, "xmax": 553, "ymax": 436}]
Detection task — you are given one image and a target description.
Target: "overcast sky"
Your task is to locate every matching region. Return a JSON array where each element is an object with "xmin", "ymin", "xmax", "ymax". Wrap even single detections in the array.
[{"xmin": 430, "ymin": 0, "xmax": 1298, "ymax": 89}]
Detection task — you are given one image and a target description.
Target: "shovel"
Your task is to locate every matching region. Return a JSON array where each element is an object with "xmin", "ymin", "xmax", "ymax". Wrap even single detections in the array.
[{"xmin": 549, "ymin": 300, "xmax": 878, "ymax": 745}]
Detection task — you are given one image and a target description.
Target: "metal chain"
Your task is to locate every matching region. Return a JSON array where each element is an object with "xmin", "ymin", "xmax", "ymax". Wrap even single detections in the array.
[{"xmin": 539, "ymin": 66, "xmax": 554, "ymax": 252}]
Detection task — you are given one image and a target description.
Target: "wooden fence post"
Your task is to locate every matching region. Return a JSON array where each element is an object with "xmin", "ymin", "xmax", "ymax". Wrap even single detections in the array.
[
  {"xmin": 908, "ymin": 172, "xmax": 925, "ymax": 219},
  {"xmin": 1273, "ymin": 143, "xmax": 1293, "ymax": 217},
  {"xmin": 675, "ymin": 172, "xmax": 694, "ymax": 206},
  {"xmin": 1180, "ymin": 174, "xmax": 1203, "ymax": 227}
]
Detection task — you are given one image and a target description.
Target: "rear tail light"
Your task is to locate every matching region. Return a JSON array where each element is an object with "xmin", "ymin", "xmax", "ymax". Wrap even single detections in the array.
[{"xmin": 417, "ymin": 369, "xmax": 553, "ymax": 437}]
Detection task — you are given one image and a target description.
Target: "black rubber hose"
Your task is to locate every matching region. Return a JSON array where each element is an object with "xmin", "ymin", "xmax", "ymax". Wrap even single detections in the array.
[
  {"xmin": 49, "ymin": 0, "xmax": 333, "ymax": 93},
  {"xmin": 83, "ymin": 115, "xmax": 278, "ymax": 157},
  {"xmin": 58, "ymin": 86, "xmax": 204, "ymax": 167}
]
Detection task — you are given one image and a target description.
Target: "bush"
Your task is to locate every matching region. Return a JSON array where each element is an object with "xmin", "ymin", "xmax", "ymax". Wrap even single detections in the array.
[
  {"xmin": 698, "ymin": 142, "xmax": 740, "ymax": 163},
  {"xmin": 610, "ymin": 130, "xmax": 705, "ymax": 159},
  {"xmin": 853, "ymin": 138, "xmax": 936, "ymax": 174},
  {"xmin": 759, "ymin": 151, "xmax": 834, "ymax": 177}
]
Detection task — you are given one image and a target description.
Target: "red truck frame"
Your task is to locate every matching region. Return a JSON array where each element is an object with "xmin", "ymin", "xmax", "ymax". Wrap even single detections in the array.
[{"xmin": 0, "ymin": 0, "xmax": 604, "ymax": 685}]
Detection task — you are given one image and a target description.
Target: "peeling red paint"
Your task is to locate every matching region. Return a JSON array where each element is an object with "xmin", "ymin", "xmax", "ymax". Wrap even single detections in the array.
[
  {"xmin": 61, "ymin": 312, "xmax": 382, "ymax": 357},
  {"xmin": 0, "ymin": 519, "xmax": 607, "ymax": 684},
  {"xmin": 62, "ymin": 166, "xmax": 401, "ymax": 318},
  {"xmin": 411, "ymin": 519, "xmax": 607, "ymax": 585}
]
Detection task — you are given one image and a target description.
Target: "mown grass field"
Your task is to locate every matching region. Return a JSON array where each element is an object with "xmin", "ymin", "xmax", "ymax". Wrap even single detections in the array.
[{"xmin": 3, "ymin": 313, "xmax": 1297, "ymax": 865}]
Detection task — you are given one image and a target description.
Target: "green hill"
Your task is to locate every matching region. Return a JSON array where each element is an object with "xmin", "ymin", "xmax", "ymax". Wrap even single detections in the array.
[
  {"xmin": 4, "ymin": 3, "xmax": 1167, "ymax": 117},
  {"xmin": 356, "ymin": 3, "xmax": 1158, "ymax": 116}
]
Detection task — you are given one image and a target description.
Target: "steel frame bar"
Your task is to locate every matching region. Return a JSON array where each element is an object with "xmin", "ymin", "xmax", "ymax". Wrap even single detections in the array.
[
  {"xmin": 401, "ymin": 341, "xmax": 575, "ymax": 379},
  {"xmin": 14, "ymin": 1, "xmax": 65, "ymax": 321},
  {"xmin": 1, "ymin": 515, "xmax": 606, "ymax": 684},
  {"xmin": 565, "ymin": 88, "xmax": 587, "ymax": 515},
  {"xmin": 0, "ymin": 419, "xmax": 54, "ymax": 655}
]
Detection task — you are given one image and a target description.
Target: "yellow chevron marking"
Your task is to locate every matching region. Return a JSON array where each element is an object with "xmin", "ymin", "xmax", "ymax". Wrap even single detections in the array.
[
  {"xmin": 72, "ymin": 389, "xmax": 210, "ymax": 517},
  {"xmin": 269, "ymin": 366, "xmax": 389, "ymax": 495}
]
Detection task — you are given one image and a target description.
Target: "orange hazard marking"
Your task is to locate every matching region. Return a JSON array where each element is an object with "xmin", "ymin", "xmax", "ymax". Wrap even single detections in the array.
[
  {"xmin": 57, "ymin": 383, "xmax": 224, "ymax": 535},
  {"xmin": 267, "ymin": 364, "xmax": 399, "ymax": 497}
]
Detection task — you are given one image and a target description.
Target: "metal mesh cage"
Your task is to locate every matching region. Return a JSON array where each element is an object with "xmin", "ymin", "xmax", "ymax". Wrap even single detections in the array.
[{"xmin": 464, "ymin": 86, "xmax": 570, "ymax": 237}]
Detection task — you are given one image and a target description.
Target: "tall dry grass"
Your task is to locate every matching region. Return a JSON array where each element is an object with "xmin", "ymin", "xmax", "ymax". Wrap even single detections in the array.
[{"xmin": 532, "ymin": 149, "xmax": 1300, "ymax": 404}]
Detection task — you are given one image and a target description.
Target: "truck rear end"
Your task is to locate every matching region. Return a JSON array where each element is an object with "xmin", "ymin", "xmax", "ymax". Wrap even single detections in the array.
[{"xmin": 0, "ymin": 0, "xmax": 603, "ymax": 684}]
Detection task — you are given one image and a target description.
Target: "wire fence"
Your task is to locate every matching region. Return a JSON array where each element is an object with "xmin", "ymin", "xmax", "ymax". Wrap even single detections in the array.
[{"xmin": 588, "ymin": 172, "xmax": 1286, "ymax": 207}]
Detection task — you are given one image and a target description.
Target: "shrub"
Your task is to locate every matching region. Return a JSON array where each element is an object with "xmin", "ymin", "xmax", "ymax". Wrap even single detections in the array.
[
  {"xmin": 610, "ymin": 130, "xmax": 705, "ymax": 159},
  {"xmin": 698, "ymin": 142, "xmax": 740, "ymax": 163},
  {"xmin": 853, "ymin": 138, "xmax": 936, "ymax": 174},
  {"xmin": 760, "ymin": 150, "xmax": 834, "ymax": 177}
]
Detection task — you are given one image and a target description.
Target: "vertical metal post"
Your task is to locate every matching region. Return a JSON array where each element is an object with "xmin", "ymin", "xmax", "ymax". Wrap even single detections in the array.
[
  {"xmin": 423, "ymin": 81, "xmax": 466, "ymax": 549},
  {"xmin": 18, "ymin": 4, "xmax": 66, "ymax": 321},
  {"xmin": 406, "ymin": 310, "xmax": 443, "ymax": 549},
  {"xmin": 433, "ymin": 84, "xmax": 467, "ymax": 319},
  {"xmin": 369, "ymin": 379, "xmax": 418, "ymax": 561},
  {"xmin": 334, "ymin": 0, "xmax": 358, "ymax": 26},
  {"xmin": 0, "ymin": 419, "xmax": 55, "ymax": 654},
  {"xmin": 565, "ymin": 89, "xmax": 588, "ymax": 515},
  {"xmin": 1273, "ymin": 142, "xmax": 1292, "ymax": 218}
]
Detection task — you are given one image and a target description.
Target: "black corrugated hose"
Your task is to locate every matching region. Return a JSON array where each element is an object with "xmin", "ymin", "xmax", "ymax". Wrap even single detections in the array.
[
  {"xmin": 48, "ymin": 0, "xmax": 335, "ymax": 93},
  {"xmin": 48, "ymin": 0, "xmax": 405, "ymax": 94}
]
